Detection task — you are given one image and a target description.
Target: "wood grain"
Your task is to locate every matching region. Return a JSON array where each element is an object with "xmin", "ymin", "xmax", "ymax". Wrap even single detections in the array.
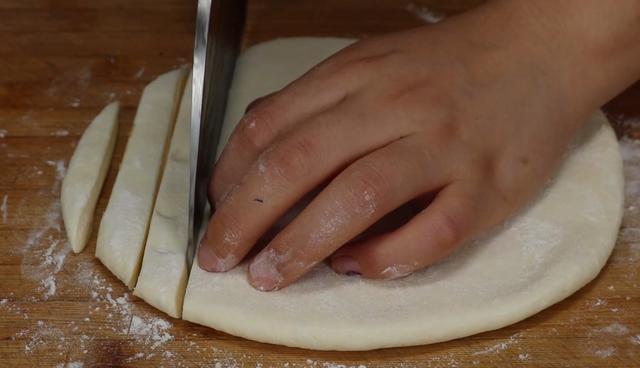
[{"xmin": 0, "ymin": 1, "xmax": 639, "ymax": 367}]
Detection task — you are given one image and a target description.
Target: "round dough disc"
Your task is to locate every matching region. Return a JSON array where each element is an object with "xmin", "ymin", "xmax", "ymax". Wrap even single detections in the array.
[{"xmin": 182, "ymin": 38, "xmax": 624, "ymax": 351}]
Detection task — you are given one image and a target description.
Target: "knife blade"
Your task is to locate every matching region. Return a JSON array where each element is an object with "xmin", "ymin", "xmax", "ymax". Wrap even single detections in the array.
[{"xmin": 188, "ymin": 0, "xmax": 246, "ymax": 269}]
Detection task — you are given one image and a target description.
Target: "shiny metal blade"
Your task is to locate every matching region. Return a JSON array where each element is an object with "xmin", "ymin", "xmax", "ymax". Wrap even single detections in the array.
[{"xmin": 188, "ymin": 0, "xmax": 245, "ymax": 269}]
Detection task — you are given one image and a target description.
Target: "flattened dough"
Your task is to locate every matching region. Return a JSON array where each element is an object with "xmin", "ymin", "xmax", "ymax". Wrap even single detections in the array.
[
  {"xmin": 134, "ymin": 73, "xmax": 192, "ymax": 318},
  {"xmin": 97, "ymin": 66, "xmax": 188, "ymax": 289},
  {"xmin": 62, "ymin": 102, "xmax": 119, "ymax": 253},
  {"xmin": 182, "ymin": 38, "xmax": 624, "ymax": 351}
]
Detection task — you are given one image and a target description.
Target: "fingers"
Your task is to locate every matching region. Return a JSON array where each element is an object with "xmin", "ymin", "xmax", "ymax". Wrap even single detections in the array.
[
  {"xmin": 198, "ymin": 103, "xmax": 412, "ymax": 273},
  {"xmin": 246, "ymin": 137, "xmax": 451, "ymax": 291},
  {"xmin": 209, "ymin": 50, "xmax": 379, "ymax": 205},
  {"xmin": 329, "ymin": 182, "xmax": 499, "ymax": 279}
]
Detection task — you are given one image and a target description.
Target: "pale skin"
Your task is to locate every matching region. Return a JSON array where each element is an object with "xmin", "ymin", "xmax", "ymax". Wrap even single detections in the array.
[{"xmin": 198, "ymin": 0, "xmax": 640, "ymax": 291}]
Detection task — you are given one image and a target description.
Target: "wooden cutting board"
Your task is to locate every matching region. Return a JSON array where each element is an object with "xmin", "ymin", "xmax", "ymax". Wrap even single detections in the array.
[{"xmin": 1, "ymin": 1, "xmax": 639, "ymax": 367}]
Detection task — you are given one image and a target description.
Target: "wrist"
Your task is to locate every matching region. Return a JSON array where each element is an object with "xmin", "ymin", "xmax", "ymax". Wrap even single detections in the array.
[
  {"xmin": 456, "ymin": 0, "xmax": 640, "ymax": 119},
  {"xmin": 517, "ymin": 0, "xmax": 640, "ymax": 104}
]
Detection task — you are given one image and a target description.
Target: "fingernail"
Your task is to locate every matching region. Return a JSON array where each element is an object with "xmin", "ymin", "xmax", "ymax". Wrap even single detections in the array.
[
  {"xmin": 331, "ymin": 256, "xmax": 361, "ymax": 276},
  {"xmin": 198, "ymin": 244, "xmax": 236, "ymax": 272},
  {"xmin": 249, "ymin": 248, "xmax": 283, "ymax": 291}
]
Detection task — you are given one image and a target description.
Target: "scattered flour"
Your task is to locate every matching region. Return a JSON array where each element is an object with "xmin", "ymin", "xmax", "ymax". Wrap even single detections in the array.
[
  {"xmin": 52, "ymin": 130, "xmax": 70, "ymax": 137},
  {"xmin": 129, "ymin": 315, "xmax": 174, "ymax": 349},
  {"xmin": 1, "ymin": 193, "xmax": 7, "ymax": 223},
  {"xmin": 212, "ymin": 357, "xmax": 240, "ymax": 368},
  {"xmin": 405, "ymin": 3, "xmax": 446, "ymax": 23},
  {"xmin": 618, "ymin": 136, "xmax": 640, "ymax": 276},
  {"xmin": 134, "ymin": 67, "xmax": 146, "ymax": 79},
  {"xmin": 105, "ymin": 92, "xmax": 117, "ymax": 102},
  {"xmin": 47, "ymin": 65, "xmax": 92, "ymax": 107},
  {"xmin": 595, "ymin": 323, "xmax": 630, "ymax": 336},
  {"xmin": 589, "ymin": 298, "xmax": 607, "ymax": 308},
  {"xmin": 594, "ymin": 346, "xmax": 616, "ymax": 359},
  {"xmin": 56, "ymin": 362, "xmax": 84, "ymax": 368},
  {"xmin": 40, "ymin": 275, "xmax": 57, "ymax": 300},
  {"xmin": 0, "ymin": 128, "xmax": 7, "ymax": 138},
  {"xmin": 620, "ymin": 137, "xmax": 640, "ymax": 203},
  {"xmin": 20, "ymin": 160, "xmax": 68, "ymax": 302},
  {"xmin": 472, "ymin": 333, "xmax": 521, "ymax": 356},
  {"xmin": 319, "ymin": 363, "xmax": 367, "ymax": 368}
]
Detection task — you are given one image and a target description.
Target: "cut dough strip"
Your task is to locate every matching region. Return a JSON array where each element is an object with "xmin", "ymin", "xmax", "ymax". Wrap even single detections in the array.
[
  {"xmin": 96, "ymin": 66, "xmax": 189, "ymax": 289},
  {"xmin": 133, "ymin": 72, "xmax": 192, "ymax": 318},
  {"xmin": 62, "ymin": 102, "xmax": 119, "ymax": 253}
]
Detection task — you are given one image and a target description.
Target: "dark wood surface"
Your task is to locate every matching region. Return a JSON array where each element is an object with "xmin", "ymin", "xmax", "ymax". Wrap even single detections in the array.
[{"xmin": 0, "ymin": 1, "xmax": 639, "ymax": 367}]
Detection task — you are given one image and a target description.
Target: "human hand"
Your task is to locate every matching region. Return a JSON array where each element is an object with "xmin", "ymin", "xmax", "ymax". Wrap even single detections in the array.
[{"xmin": 198, "ymin": 0, "xmax": 640, "ymax": 290}]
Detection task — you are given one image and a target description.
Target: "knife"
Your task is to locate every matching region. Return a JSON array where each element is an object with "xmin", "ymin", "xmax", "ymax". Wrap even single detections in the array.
[{"xmin": 188, "ymin": 0, "xmax": 246, "ymax": 269}]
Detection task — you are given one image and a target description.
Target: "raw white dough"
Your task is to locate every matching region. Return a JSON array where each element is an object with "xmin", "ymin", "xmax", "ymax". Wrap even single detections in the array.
[
  {"xmin": 62, "ymin": 102, "xmax": 119, "ymax": 253},
  {"xmin": 133, "ymin": 73, "xmax": 192, "ymax": 318},
  {"xmin": 96, "ymin": 66, "xmax": 189, "ymax": 289},
  {"xmin": 182, "ymin": 38, "xmax": 624, "ymax": 351}
]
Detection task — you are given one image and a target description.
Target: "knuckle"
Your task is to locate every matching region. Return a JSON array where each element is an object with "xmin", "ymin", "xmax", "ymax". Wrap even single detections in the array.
[
  {"xmin": 334, "ymin": 53, "xmax": 386, "ymax": 77},
  {"xmin": 432, "ymin": 117, "xmax": 461, "ymax": 141},
  {"xmin": 344, "ymin": 161, "xmax": 390, "ymax": 215},
  {"xmin": 383, "ymin": 80, "xmax": 428, "ymax": 106},
  {"xmin": 237, "ymin": 108, "xmax": 277, "ymax": 150},
  {"xmin": 483, "ymin": 161, "xmax": 522, "ymax": 211},
  {"xmin": 430, "ymin": 206, "xmax": 465, "ymax": 247},
  {"xmin": 262, "ymin": 136, "xmax": 316, "ymax": 182},
  {"xmin": 490, "ymin": 178, "xmax": 523, "ymax": 213},
  {"xmin": 313, "ymin": 40, "xmax": 380, "ymax": 74}
]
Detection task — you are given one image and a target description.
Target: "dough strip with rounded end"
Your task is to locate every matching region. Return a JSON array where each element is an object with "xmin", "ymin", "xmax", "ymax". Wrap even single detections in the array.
[
  {"xmin": 96, "ymin": 66, "xmax": 189, "ymax": 289},
  {"xmin": 62, "ymin": 101, "xmax": 120, "ymax": 253}
]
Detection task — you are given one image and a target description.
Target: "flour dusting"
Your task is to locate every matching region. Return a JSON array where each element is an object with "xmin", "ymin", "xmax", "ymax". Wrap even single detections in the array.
[
  {"xmin": 129, "ymin": 315, "xmax": 174, "ymax": 349},
  {"xmin": 589, "ymin": 298, "xmax": 607, "ymax": 308},
  {"xmin": 56, "ymin": 362, "xmax": 84, "ymax": 368},
  {"xmin": 618, "ymin": 136, "xmax": 640, "ymax": 270},
  {"xmin": 47, "ymin": 65, "xmax": 92, "ymax": 107},
  {"xmin": 134, "ymin": 67, "xmax": 146, "ymax": 79},
  {"xmin": 595, "ymin": 323, "xmax": 630, "ymax": 336},
  {"xmin": 1, "ymin": 193, "xmax": 7, "ymax": 223},
  {"xmin": 0, "ymin": 128, "xmax": 7, "ymax": 138},
  {"xmin": 52, "ymin": 130, "xmax": 70, "ymax": 137},
  {"xmin": 20, "ymin": 160, "xmax": 69, "ymax": 302},
  {"xmin": 40, "ymin": 275, "xmax": 57, "ymax": 300},
  {"xmin": 594, "ymin": 346, "xmax": 616, "ymax": 359},
  {"xmin": 16, "ymin": 321, "xmax": 66, "ymax": 354},
  {"xmin": 620, "ymin": 137, "xmax": 640, "ymax": 201},
  {"xmin": 472, "ymin": 333, "xmax": 521, "ymax": 356}
]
